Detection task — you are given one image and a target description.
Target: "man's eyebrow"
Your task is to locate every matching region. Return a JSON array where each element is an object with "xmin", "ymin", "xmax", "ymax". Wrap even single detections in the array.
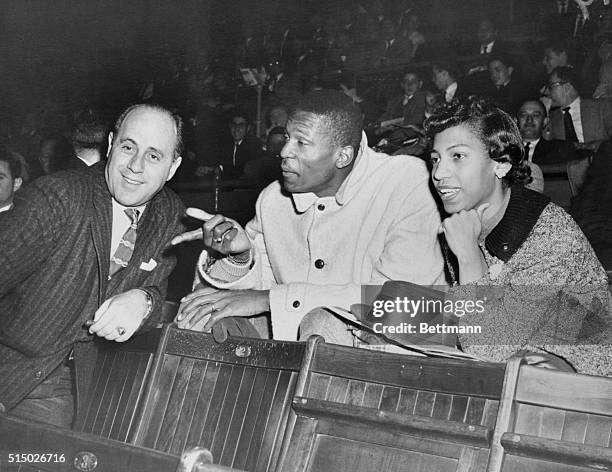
[
  {"xmin": 146, "ymin": 146, "xmax": 164, "ymax": 156},
  {"xmin": 119, "ymin": 138, "xmax": 137, "ymax": 146}
]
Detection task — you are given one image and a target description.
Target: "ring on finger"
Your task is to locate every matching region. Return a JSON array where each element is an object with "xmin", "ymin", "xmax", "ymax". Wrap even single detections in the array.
[{"xmin": 214, "ymin": 236, "xmax": 223, "ymax": 243}]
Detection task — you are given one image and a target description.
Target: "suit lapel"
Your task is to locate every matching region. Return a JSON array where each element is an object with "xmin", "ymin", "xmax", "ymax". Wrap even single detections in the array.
[
  {"xmin": 131, "ymin": 198, "xmax": 160, "ymax": 267},
  {"xmin": 90, "ymin": 170, "xmax": 113, "ymax": 303}
]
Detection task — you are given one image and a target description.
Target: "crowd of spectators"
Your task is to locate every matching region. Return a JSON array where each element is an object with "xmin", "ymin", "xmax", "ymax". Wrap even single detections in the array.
[{"xmin": 2, "ymin": 0, "xmax": 612, "ymax": 267}]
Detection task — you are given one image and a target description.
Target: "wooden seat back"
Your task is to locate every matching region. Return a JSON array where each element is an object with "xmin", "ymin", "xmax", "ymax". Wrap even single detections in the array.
[
  {"xmin": 487, "ymin": 358, "xmax": 612, "ymax": 472},
  {"xmin": 129, "ymin": 325, "xmax": 306, "ymax": 472},
  {"xmin": 73, "ymin": 328, "xmax": 162, "ymax": 442},
  {"xmin": 298, "ymin": 338, "xmax": 505, "ymax": 427},
  {"xmin": 277, "ymin": 338, "xmax": 507, "ymax": 472},
  {"xmin": 0, "ymin": 414, "xmax": 246, "ymax": 472}
]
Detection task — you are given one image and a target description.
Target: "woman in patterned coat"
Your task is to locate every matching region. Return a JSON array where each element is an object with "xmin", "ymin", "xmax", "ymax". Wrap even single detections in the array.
[{"xmin": 424, "ymin": 97, "xmax": 611, "ymax": 376}]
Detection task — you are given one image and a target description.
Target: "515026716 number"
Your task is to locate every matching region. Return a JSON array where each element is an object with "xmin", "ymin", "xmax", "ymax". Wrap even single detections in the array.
[{"xmin": 8, "ymin": 453, "xmax": 66, "ymax": 463}]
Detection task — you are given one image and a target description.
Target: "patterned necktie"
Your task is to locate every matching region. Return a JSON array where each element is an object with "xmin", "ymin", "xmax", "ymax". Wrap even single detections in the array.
[
  {"xmin": 109, "ymin": 209, "xmax": 139, "ymax": 279},
  {"xmin": 524, "ymin": 142, "xmax": 531, "ymax": 162},
  {"xmin": 563, "ymin": 107, "xmax": 579, "ymax": 143}
]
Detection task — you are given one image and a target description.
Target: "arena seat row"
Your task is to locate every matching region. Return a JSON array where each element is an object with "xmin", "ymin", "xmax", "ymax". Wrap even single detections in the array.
[{"xmin": 2, "ymin": 324, "xmax": 612, "ymax": 471}]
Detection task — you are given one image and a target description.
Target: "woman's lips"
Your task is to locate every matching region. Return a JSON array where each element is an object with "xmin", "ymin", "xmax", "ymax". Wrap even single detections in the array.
[{"xmin": 436, "ymin": 186, "xmax": 460, "ymax": 200}]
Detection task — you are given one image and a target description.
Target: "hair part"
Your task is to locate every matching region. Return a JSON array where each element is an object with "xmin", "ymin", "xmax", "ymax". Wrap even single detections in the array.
[
  {"xmin": 113, "ymin": 103, "xmax": 184, "ymax": 159},
  {"xmin": 288, "ymin": 89, "xmax": 363, "ymax": 154},
  {"xmin": 518, "ymin": 98, "xmax": 547, "ymax": 117},
  {"xmin": 424, "ymin": 96, "xmax": 531, "ymax": 186}
]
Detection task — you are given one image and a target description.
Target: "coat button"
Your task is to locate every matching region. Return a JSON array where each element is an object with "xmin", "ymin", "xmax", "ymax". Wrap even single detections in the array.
[
  {"xmin": 317, "ymin": 204, "xmax": 325, "ymax": 211},
  {"xmin": 502, "ymin": 243, "xmax": 509, "ymax": 251},
  {"xmin": 292, "ymin": 300, "xmax": 300, "ymax": 308},
  {"xmin": 314, "ymin": 259, "xmax": 325, "ymax": 269},
  {"xmin": 34, "ymin": 370, "xmax": 43, "ymax": 379}
]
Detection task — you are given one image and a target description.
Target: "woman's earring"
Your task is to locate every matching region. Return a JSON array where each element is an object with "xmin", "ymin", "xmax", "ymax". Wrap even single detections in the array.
[{"xmin": 494, "ymin": 162, "xmax": 512, "ymax": 179}]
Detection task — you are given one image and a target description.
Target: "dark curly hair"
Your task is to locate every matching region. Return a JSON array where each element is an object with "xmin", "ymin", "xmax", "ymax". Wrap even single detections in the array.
[{"xmin": 424, "ymin": 96, "xmax": 531, "ymax": 186}]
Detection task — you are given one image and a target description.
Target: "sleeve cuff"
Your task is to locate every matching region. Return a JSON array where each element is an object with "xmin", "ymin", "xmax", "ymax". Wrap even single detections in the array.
[{"xmin": 197, "ymin": 249, "xmax": 252, "ymax": 283}]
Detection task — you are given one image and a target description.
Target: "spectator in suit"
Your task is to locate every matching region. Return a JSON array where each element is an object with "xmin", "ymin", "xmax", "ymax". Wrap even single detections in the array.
[
  {"xmin": 378, "ymin": 70, "xmax": 427, "ymax": 127},
  {"xmin": 401, "ymin": 14, "xmax": 426, "ymax": 61},
  {"xmin": 542, "ymin": 39, "xmax": 572, "ymax": 75},
  {"xmin": 518, "ymin": 98, "xmax": 577, "ymax": 165},
  {"xmin": 372, "ymin": 19, "xmax": 412, "ymax": 67},
  {"xmin": 475, "ymin": 19, "xmax": 506, "ymax": 55},
  {"xmin": 71, "ymin": 108, "xmax": 109, "ymax": 168},
  {"xmin": 432, "ymin": 62, "xmax": 463, "ymax": 103},
  {"xmin": 548, "ymin": 66, "xmax": 612, "ymax": 152},
  {"xmin": 0, "ymin": 149, "xmax": 23, "ymax": 213},
  {"xmin": 488, "ymin": 54, "xmax": 532, "ymax": 115},
  {"xmin": 242, "ymin": 126, "xmax": 284, "ymax": 187},
  {"xmin": 217, "ymin": 111, "xmax": 263, "ymax": 179},
  {"xmin": 539, "ymin": 39, "xmax": 574, "ymax": 110},
  {"xmin": 464, "ymin": 19, "xmax": 510, "ymax": 95},
  {"xmin": 0, "ymin": 103, "xmax": 185, "ymax": 427}
]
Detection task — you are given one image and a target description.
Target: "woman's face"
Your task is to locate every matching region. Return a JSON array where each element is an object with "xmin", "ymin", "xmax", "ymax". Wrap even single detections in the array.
[{"xmin": 430, "ymin": 124, "xmax": 499, "ymax": 213}]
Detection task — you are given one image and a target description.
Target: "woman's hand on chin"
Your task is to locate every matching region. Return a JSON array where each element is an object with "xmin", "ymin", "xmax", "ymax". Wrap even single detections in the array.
[{"xmin": 441, "ymin": 203, "xmax": 489, "ymax": 284}]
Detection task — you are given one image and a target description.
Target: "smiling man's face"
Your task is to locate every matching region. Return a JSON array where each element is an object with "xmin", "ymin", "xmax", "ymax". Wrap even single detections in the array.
[{"xmin": 105, "ymin": 106, "xmax": 181, "ymax": 207}]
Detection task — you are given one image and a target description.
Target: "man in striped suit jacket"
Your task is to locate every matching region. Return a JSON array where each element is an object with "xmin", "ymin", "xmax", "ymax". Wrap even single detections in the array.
[{"xmin": 0, "ymin": 103, "xmax": 185, "ymax": 427}]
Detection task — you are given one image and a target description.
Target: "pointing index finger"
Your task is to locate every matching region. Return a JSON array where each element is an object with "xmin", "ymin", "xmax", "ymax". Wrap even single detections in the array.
[
  {"xmin": 186, "ymin": 207, "xmax": 215, "ymax": 222},
  {"xmin": 171, "ymin": 228, "xmax": 203, "ymax": 245}
]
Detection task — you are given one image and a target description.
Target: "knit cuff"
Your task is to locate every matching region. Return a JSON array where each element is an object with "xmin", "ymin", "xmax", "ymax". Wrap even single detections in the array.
[{"xmin": 202, "ymin": 251, "xmax": 253, "ymax": 283}]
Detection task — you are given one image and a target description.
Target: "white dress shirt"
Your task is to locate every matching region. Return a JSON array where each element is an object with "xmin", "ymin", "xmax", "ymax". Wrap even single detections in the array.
[
  {"xmin": 480, "ymin": 41, "xmax": 495, "ymax": 54},
  {"xmin": 566, "ymin": 97, "xmax": 584, "ymax": 142},
  {"xmin": 445, "ymin": 82, "xmax": 458, "ymax": 102},
  {"xmin": 524, "ymin": 138, "xmax": 540, "ymax": 162}
]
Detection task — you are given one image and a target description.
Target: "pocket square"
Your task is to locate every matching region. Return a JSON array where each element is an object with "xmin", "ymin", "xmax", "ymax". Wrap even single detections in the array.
[{"xmin": 140, "ymin": 259, "xmax": 158, "ymax": 271}]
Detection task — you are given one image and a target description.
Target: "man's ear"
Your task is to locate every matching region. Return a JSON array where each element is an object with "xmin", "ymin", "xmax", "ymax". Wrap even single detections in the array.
[
  {"xmin": 13, "ymin": 177, "xmax": 23, "ymax": 193},
  {"xmin": 166, "ymin": 156, "xmax": 183, "ymax": 182},
  {"xmin": 335, "ymin": 146, "xmax": 355, "ymax": 169},
  {"xmin": 107, "ymin": 132, "xmax": 114, "ymax": 158},
  {"xmin": 508, "ymin": 66, "xmax": 514, "ymax": 77}
]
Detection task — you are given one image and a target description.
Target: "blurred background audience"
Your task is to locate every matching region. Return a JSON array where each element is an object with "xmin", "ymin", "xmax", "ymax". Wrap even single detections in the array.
[{"xmin": 2, "ymin": 0, "xmax": 612, "ymax": 273}]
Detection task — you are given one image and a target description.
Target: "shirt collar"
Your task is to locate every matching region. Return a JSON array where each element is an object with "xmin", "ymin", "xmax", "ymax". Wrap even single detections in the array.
[
  {"xmin": 524, "ymin": 137, "xmax": 541, "ymax": 145},
  {"xmin": 445, "ymin": 81, "xmax": 458, "ymax": 98},
  {"xmin": 0, "ymin": 202, "xmax": 13, "ymax": 213},
  {"xmin": 292, "ymin": 131, "xmax": 369, "ymax": 213},
  {"xmin": 482, "ymin": 40, "xmax": 495, "ymax": 52},
  {"xmin": 111, "ymin": 198, "xmax": 146, "ymax": 219},
  {"xmin": 568, "ymin": 96, "xmax": 581, "ymax": 113},
  {"xmin": 485, "ymin": 185, "xmax": 550, "ymax": 262}
]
